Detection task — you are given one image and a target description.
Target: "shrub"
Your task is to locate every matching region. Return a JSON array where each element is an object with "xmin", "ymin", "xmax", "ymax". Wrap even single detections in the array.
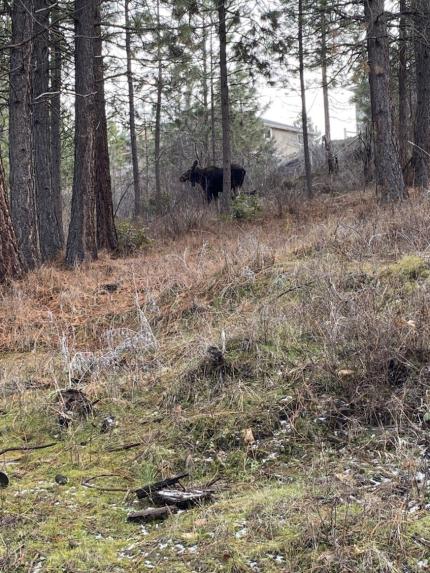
[
  {"xmin": 115, "ymin": 219, "xmax": 151, "ymax": 255},
  {"xmin": 232, "ymin": 193, "xmax": 262, "ymax": 220},
  {"xmin": 383, "ymin": 255, "xmax": 430, "ymax": 281}
]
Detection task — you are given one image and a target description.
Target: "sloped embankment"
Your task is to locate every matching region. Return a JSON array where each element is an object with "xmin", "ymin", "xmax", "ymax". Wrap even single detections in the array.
[{"xmin": 1, "ymin": 192, "xmax": 430, "ymax": 572}]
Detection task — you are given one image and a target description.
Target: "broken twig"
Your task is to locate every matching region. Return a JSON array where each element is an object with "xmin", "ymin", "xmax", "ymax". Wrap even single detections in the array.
[
  {"xmin": 127, "ymin": 506, "xmax": 178, "ymax": 523},
  {"xmin": 82, "ymin": 474, "xmax": 133, "ymax": 493},
  {"xmin": 151, "ymin": 488, "xmax": 213, "ymax": 509},
  {"xmin": 135, "ymin": 473, "xmax": 189, "ymax": 499},
  {"xmin": 106, "ymin": 442, "xmax": 143, "ymax": 453},
  {"xmin": 0, "ymin": 442, "xmax": 56, "ymax": 457}
]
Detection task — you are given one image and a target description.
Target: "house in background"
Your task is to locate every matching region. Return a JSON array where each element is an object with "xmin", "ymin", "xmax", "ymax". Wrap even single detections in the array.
[{"xmin": 262, "ymin": 118, "xmax": 315, "ymax": 158}]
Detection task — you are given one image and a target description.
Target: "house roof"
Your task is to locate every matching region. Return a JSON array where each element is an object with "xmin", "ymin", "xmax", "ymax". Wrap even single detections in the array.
[
  {"xmin": 262, "ymin": 117, "xmax": 316, "ymax": 136},
  {"xmin": 261, "ymin": 118, "xmax": 302, "ymax": 133}
]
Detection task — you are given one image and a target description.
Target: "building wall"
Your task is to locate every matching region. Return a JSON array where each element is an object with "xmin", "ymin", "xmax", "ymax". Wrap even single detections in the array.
[{"xmin": 269, "ymin": 127, "xmax": 302, "ymax": 157}]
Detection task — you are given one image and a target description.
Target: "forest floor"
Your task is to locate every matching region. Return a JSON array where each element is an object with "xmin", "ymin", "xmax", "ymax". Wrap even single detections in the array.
[{"xmin": 1, "ymin": 189, "xmax": 430, "ymax": 573}]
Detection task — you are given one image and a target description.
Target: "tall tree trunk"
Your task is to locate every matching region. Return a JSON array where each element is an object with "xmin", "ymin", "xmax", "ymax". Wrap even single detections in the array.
[
  {"xmin": 144, "ymin": 115, "xmax": 150, "ymax": 206},
  {"xmin": 33, "ymin": 0, "xmax": 62, "ymax": 261},
  {"xmin": 218, "ymin": 0, "xmax": 232, "ymax": 213},
  {"xmin": 154, "ymin": 0, "xmax": 162, "ymax": 213},
  {"xmin": 412, "ymin": 0, "xmax": 430, "ymax": 189},
  {"xmin": 94, "ymin": 0, "xmax": 118, "ymax": 251},
  {"xmin": 364, "ymin": 0, "xmax": 405, "ymax": 200},
  {"xmin": 210, "ymin": 22, "xmax": 217, "ymax": 164},
  {"xmin": 0, "ymin": 160, "xmax": 23, "ymax": 282},
  {"xmin": 321, "ymin": 2, "xmax": 335, "ymax": 175},
  {"xmin": 50, "ymin": 3, "xmax": 64, "ymax": 247},
  {"xmin": 125, "ymin": 0, "xmax": 142, "ymax": 218},
  {"xmin": 9, "ymin": 0, "xmax": 39, "ymax": 269},
  {"xmin": 298, "ymin": 0, "xmax": 313, "ymax": 198},
  {"xmin": 65, "ymin": 0, "xmax": 97, "ymax": 266},
  {"xmin": 154, "ymin": 60, "xmax": 162, "ymax": 211},
  {"xmin": 202, "ymin": 16, "xmax": 210, "ymax": 162},
  {"xmin": 398, "ymin": 0, "xmax": 410, "ymax": 169}
]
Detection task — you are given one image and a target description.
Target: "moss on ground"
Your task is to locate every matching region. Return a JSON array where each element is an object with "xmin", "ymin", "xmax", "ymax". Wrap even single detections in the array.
[{"xmin": 383, "ymin": 254, "xmax": 430, "ymax": 281}]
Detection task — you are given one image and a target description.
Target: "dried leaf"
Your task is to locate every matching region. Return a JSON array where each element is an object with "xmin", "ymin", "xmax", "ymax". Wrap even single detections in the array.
[
  {"xmin": 243, "ymin": 428, "xmax": 255, "ymax": 445},
  {"xmin": 337, "ymin": 369, "xmax": 355, "ymax": 377}
]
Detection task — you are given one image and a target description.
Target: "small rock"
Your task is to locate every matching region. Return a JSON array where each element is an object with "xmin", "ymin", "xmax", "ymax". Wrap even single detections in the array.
[
  {"xmin": 55, "ymin": 474, "xmax": 68, "ymax": 485},
  {"xmin": 387, "ymin": 358, "xmax": 409, "ymax": 386},
  {"xmin": 101, "ymin": 283, "xmax": 119, "ymax": 293},
  {"xmin": 207, "ymin": 345, "xmax": 224, "ymax": 365},
  {"xmin": 57, "ymin": 388, "xmax": 94, "ymax": 428},
  {"xmin": 100, "ymin": 415, "xmax": 116, "ymax": 434}
]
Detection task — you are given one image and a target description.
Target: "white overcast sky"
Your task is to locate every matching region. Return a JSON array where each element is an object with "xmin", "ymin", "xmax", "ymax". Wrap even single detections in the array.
[{"xmin": 259, "ymin": 77, "xmax": 358, "ymax": 140}]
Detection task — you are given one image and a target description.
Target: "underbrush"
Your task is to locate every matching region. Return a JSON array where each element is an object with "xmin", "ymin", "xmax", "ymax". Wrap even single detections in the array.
[{"xmin": 1, "ymin": 190, "xmax": 430, "ymax": 572}]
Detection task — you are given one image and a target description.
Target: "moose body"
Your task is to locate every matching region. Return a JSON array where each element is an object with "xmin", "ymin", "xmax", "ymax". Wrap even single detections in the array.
[{"xmin": 180, "ymin": 160, "xmax": 246, "ymax": 203}]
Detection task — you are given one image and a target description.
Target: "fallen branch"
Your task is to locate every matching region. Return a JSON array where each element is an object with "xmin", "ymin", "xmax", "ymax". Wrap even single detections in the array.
[
  {"xmin": 82, "ymin": 474, "xmax": 133, "ymax": 493},
  {"xmin": 0, "ymin": 442, "xmax": 57, "ymax": 457},
  {"xmin": 106, "ymin": 442, "xmax": 143, "ymax": 453},
  {"xmin": 127, "ymin": 506, "xmax": 178, "ymax": 523},
  {"xmin": 135, "ymin": 473, "xmax": 189, "ymax": 499},
  {"xmin": 204, "ymin": 474, "xmax": 223, "ymax": 488},
  {"xmin": 275, "ymin": 280, "xmax": 316, "ymax": 300},
  {"xmin": 151, "ymin": 488, "xmax": 213, "ymax": 509}
]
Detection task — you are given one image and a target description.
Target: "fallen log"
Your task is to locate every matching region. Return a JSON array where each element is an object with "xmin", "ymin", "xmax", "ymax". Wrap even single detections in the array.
[
  {"xmin": 135, "ymin": 472, "xmax": 189, "ymax": 499},
  {"xmin": 151, "ymin": 488, "xmax": 213, "ymax": 509},
  {"xmin": 127, "ymin": 506, "xmax": 178, "ymax": 523}
]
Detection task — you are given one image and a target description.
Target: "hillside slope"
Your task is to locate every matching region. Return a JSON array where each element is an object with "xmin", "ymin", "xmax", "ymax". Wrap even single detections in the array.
[{"xmin": 1, "ymin": 191, "xmax": 430, "ymax": 573}]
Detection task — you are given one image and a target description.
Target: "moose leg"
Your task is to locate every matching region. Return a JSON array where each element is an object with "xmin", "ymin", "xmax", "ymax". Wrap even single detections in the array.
[{"xmin": 202, "ymin": 178, "xmax": 212, "ymax": 204}]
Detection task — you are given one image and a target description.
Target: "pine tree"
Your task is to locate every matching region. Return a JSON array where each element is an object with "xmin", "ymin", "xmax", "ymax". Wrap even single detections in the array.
[
  {"xmin": 364, "ymin": 0, "xmax": 405, "ymax": 200},
  {"xmin": 412, "ymin": 0, "xmax": 430, "ymax": 188},
  {"xmin": 9, "ymin": 0, "xmax": 40, "ymax": 269},
  {"xmin": 94, "ymin": 0, "xmax": 118, "ymax": 251},
  {"xmin": 33, "ymin": 0, "xmax": 63, "ymax": 261},
  {"xmin": 218, "ymin": 0, "xmax": 232, "ymax": 213},
  {"xmin": 125, "ymin": 0, "xmax": 142, "ymax": 218},
  {"xmin": 0, "ymin": 160, "xmax": 23, "ymax": 282},
  {"xmin": 65, "ymin": 0, "xmax": 97, "ymax": 266}
]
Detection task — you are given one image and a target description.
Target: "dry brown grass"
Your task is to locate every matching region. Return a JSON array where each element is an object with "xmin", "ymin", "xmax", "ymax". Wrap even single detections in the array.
[
  {"xmin": 0, "ymin": 190, "xmax": 378, "ymax": 352},
  {"xmin": 0, "ymin": 188, "xmax": 429, "ymax": 391}
]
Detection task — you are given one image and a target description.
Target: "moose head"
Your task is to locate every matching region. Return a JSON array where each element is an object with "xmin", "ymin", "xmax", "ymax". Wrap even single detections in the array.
[{"xmin": 179, "ymin": 160, "xmax": 200, "ymax": 187}]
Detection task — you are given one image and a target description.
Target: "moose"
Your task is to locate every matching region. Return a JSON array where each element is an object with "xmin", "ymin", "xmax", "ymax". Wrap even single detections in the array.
[{"xmin": 180, "ymin": 160, "xmax": 246, "ymax": 203}]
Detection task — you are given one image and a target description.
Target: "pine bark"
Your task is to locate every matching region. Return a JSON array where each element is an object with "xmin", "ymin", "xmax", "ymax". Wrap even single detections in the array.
[
  {"xmin": 0, "ymin": 161, "xmax": 23, "ymax": 282},
  {"xmin": 298, "ymin": 0, "xmax": 313, "ymax": 198},
  {"xmin": 125, "ymin": 0, "xmax": 142, "ymax": 218},
  {"xmin": 398, "ymin": 0, "xmax": 410, "ymax": 169},
  {"xmin": 364, "ymin": 0, "xmax": 405, "ymax": 200},
  {"xmin": 218, "ymin": 0, "xmax": 232, "ymax": 213},
  {"xmin": 33, "ymin": 0, "xmax": 62, "ymax": 261},
  {"xmin": 202, "ymin": 16, "xmax": 210, "ymax": 161},
  {"xmin": 65, "ymin": 0, "xmax": 97, "ymax": 266},
  {"xmin": 50, "ymin": 3, "xmax": 64, "ymax": 246},
  {"xmin": 412, "ymin": 0, "xmax": 430, "ymax": 188},
  {"xmin": 9, "ymin": 0, "xmax": 40, "ymax": 269},
  {"xmin": 94, "ymin": 0, "xmax": 118, "ymax": 251},
  {"xmin": 321, "ymin": 3, "xmax": 335, "ymax": 175},
  {"xmin": 210, "ymin": 23, "xmax": 217, "ymax": 164},
  {"xmin": 154, "ymin": 0, "xmax": 162, "ymax": 212}
]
